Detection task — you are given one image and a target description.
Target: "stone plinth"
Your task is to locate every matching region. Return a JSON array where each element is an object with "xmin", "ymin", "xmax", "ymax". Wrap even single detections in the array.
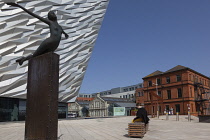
[{"xmin": 25, "ymin": 52, "xmax": 59, "ymax": 140}]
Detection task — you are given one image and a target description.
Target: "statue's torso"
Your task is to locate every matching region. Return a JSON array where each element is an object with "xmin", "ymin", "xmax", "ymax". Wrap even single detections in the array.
[{"xmin": 49, "ymin": 21, "xmax": 63, "ymax": 41}]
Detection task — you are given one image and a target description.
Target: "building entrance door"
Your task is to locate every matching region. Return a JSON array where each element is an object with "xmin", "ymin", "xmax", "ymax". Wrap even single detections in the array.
[{"xmin": 175, "ymin": 104, "xmax": 180, "ymax": 113}]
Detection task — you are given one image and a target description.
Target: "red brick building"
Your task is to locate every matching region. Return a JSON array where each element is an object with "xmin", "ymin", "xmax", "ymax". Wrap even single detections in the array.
[{"xmin": 136, "ymin": 65, "xmax": 210, "ymax": 116}]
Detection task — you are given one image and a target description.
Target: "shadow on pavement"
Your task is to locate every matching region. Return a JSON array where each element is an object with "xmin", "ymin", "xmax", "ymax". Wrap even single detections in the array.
[
  {"xmin": 58, "ymin": 134, "xmax": 63, "ymax": 139},
  {"xmin": 123, "ymin": 134, "xmax": 143, "ymax": 139}
]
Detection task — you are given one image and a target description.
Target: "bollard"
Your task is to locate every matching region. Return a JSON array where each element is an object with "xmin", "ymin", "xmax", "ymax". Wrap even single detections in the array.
[
  {"xmin": 157, "ymin": 111, "xmax": 159, "ymax": 118},
  {"xmin": 188, "ymin": 111, "xmax": 191, "ymax": 122},
  {"xmin": 176, "ymin": 112, "xmax": 179, "ymax": 121},
  {"xmin": 166, "ymin": 112, "xmax": 169, "ymax": 120}
]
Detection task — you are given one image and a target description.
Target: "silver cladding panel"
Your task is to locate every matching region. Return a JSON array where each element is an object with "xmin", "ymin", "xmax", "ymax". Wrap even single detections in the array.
[{"xmin": 0, "ymin": 0, "xmax": 109, "ymax": 102}]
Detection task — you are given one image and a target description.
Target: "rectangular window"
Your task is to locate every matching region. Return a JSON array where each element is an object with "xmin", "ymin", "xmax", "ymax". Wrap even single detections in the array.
[
  {"xmin": 175, "ymin": 104, "xmax": 180, "ymax": 112},
  {"xmin": 195, "ymin": 76, "xmax": 198, "ymax": 82},
  {"xmin": 190, "ymin": 87, "xmax": 192, "ymax": 97},
  {"xmin": 153, "ymin": 106, "xmax": 155, "ymax": 114},
  {"xmin": 157, "ymin": 78, "xmax": 161, "ymax": 85},
  {"xmin": 148, "ymin": 81, "xmax": 152, "ymax": 87},
  {"xmin": 158, "ymin": 91, "xmax": 162, "ymax": 97},
  {"xmin": 0, "ymin": 98, "xmax": 19, "ymax": 122},
  {"xmin": 167, "ymin": 90, "xmax": 171, "ymax": 99},
  {"xmin": 165, "ymin": 105, "xmax": 169, "ymax": 112},
  {"xmin": 177, "ymin": 88, "xmax": 182, "ymax": 98},
  {"xmin": 96, "ymin": 101, "xmax": 100, "ymax": 108},
  {"xmin": 176, "ymin": 75, "xmax": 181, "ymax": 82},
  {"xmin": 159, "ymin": 106, "xmax": 161, "ymax": 113},
  {"xmin": 191, "ymin": 104, "xmax": 193, "ymax": 112},
  {"xmin": 166, "ymin": 77, "xmax": 170, "ymax": 84},
  {"xmin": 138, "ymin": 92, "xmax": 144, "ymax": 96}
]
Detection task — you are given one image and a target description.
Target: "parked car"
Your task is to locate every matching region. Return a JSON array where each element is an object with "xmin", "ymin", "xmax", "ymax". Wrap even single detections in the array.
[{"xmin": 68, "ymin": 113, "xmax": 77, "ymax": 118}]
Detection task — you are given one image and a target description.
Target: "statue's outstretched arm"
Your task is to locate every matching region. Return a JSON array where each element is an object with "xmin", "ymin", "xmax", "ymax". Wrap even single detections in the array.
[{"xmin": 7, "ymin": 2, "xmax": 50, "ymax": 25}]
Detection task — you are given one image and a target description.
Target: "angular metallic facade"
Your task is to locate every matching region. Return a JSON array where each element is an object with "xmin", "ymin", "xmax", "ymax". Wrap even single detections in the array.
[{"xmin": 0, "ymin": 0, "xmax": 109, "ymax": 102}]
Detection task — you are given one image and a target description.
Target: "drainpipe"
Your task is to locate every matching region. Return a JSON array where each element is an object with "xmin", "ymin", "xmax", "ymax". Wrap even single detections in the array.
[{"xmin": 181, "ymin": 71, "xmax": 185, "ymax": 115}]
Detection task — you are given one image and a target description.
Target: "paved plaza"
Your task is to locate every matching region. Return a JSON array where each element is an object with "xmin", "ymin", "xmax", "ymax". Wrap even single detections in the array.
[{"xmin": 0, "ymin": 115, "xmax": 210, "ymax": 140}]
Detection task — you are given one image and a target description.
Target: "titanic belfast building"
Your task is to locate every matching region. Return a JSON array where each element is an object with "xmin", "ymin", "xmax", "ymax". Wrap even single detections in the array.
[{"xmin": 0, "ymin": 0, "xmax": 109, "ymax": 121}]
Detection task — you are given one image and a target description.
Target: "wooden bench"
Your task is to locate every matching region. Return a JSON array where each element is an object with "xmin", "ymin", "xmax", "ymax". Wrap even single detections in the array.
[{"xmin": 128, "ymin": 122, "xmax": 148, "ymax": 137}]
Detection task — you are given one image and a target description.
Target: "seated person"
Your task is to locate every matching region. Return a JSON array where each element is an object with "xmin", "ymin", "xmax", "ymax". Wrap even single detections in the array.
[{"xmin": 132, "ymin": 103, "xmax": 149, "ymax": 125}]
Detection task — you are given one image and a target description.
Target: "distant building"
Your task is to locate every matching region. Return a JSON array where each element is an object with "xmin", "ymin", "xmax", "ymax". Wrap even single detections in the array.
[
  {"xmin": 89, "ymin": 93, "xmax": 136, "ymax": 117},
  {"xmin": 68, "ymin": 101, "xmax": 90, "ymax": 117},
  {"xmin": 77, "ymin": 83, "xmax": 142, "ymax": 103},
  {"xmin": 69, "ymin": 83, "xmax": 141, "ymax": 117},
  {"xmin": 90, "ymin": 83, "xmax": 143, "ymax": 100},
  {"xmin": 78, "ymin": 94, "xmax": 94, "ymax": 98},
  {"xmin": 136, "ymin": 65, "xmax": 210, "ymax": 116}
]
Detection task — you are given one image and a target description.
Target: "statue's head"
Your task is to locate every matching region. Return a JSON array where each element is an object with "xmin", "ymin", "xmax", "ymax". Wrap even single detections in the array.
[{"xmin": 48, "ymin": 11, "xmax": 57, "ymax": 21}]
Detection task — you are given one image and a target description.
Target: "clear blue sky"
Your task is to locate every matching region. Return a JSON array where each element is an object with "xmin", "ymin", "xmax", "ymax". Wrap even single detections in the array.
[{"xmin": 80, "ymin": 0, "xmax": 210, "ymax": 94}]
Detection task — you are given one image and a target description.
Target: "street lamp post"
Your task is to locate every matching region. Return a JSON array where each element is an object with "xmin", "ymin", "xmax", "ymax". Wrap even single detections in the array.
[{"xmin": 153, "ymin": 78, "xmax": 159, "ymax": 118}]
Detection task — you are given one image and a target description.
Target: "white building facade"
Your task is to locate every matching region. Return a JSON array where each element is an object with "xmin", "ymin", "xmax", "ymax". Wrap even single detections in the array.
[
  {"xmin": 89, "ymin": 94, "xmax": 109, "ymax": 117},
  {"xmin": 88, "ymin": 93, "xmax": 136, "ymax": 117},
  {"xmin": 68, "ymin": 101, "xmax": 89, "ymax": 117},
  {"xmin": 79, "ymin": 83, "xmax": 143, "ymax": 100}
]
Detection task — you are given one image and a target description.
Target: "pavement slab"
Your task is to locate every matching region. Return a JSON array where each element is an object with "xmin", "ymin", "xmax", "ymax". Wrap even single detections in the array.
[{"xmin": 0, "ymin": 116, "xmax": 210, "ymax": 140}]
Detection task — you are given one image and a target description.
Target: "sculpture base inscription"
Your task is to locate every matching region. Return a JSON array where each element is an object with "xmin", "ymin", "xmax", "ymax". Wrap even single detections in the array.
[{"xmin": 25, "ymin": 52, "xmax": 59, "ymax": 140}]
